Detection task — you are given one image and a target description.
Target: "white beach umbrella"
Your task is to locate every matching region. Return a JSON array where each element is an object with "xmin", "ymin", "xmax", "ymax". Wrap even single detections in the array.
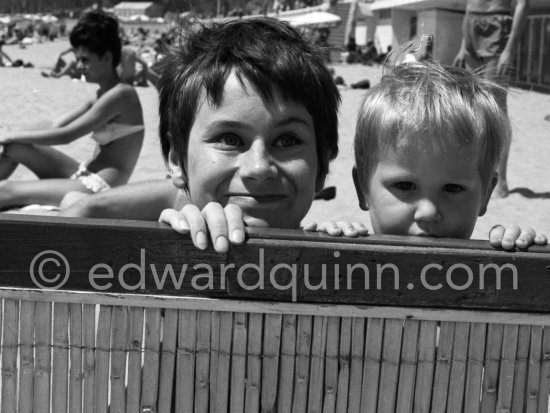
[{"xmin": 282, "ymin": 11, "xmax": 341, "ymax": 29}]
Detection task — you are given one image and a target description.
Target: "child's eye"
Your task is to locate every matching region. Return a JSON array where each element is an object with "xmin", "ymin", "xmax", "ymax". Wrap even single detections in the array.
[
  {"xmin": 394, "ymin": 182, "xmax": 416, "ymax": 191},
  {"xmin": 215, "ymin": 134, "xmax": 242, "ymax": 148},
  {"xmin": 274, "ymin": 134, "xmax": 301, "ymax": 148},
  {"xmin": 443, "ymin": 184, "xmax": 464, "ymax": 193}
]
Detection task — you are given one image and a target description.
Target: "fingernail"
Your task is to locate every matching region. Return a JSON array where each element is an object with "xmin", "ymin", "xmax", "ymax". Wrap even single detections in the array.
[
  {"xmin": 231, "ymin": 229, "xmax": 244, "ymax": 243},
  {"xmin": 196, "ymin": 231, "xmax": 208, "ymax": 249},
  {"xmin": 215, "ymin": 236, "xmax": 229, "ymax": 252}
]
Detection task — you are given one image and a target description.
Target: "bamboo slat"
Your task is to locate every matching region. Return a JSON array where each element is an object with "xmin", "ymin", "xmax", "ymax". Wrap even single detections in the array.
[
  {"xmin": 447, "ymin": 322, "xmax": 469, "ymax": 413},
  {"xmin": 18, "ymin": 300, "xmax": 35, "ymax": 413},
  {"xmin": 141, "ymin": 307, "xmax": 162, "ymax": 412},
  {"xmin": 292, "ymin": 315, "xmax": 312, "ymax": 413},
  {"xmin": 52, "ymin": 302, "xmax": 70, "ymax": 413},
  {"xmin": 262, "ymin": 313, "xmax": 282, "ymax": 413},
  {"xmin": 94, "ymin": 305, "xmax": 113, "ymax": 413},
  {"xmin": 395, "ymin": 319, "xmax": 419, "ymax": 413},
  {"xmin": 431, "ymin": 322, "xmax": 455, "ymax": 411},
  {"xmin": 33, "ymin": 301, "xmax": 52, "ymax": 413},
  {"xmin": 215, "ymin": 312, "xmax": 233, "ymax": 413},
  {"xmin": 496, "ymin": 324, "xmax": 519, "ymax": 412},
  {"xmin": 377, "ymin": 318, "xmax": 403, "ymax": 413},
  {"xmin": 195, "ymin": 310, "xmax": 212, "ymax": 413},
  {"xmin": 413, "ymin": 320, "xmax": 437, "ymax": 413},
  {"xmin": 126, "ymin": 307, "xmax": 144, "ymax": 413},
  {"xmin": 82, "ymin": 304, "xmax": 96, "ymax": 413},
  {"xmin": 176, "ymin": 309, "xmax": 197, "ymax": 413},
  {"xmin": 481, "ymin": 323, "xmax": 504, "ymax": 412},
  {"xmin": 230, "ymin": 312, "xmax": 247, "ymax": 413},
  {"xmin": 1, "ymin": 299, "xmax": 19, "ymax": 413},
  {"xmin": 348, "ymin": 317, "xmax": 366, "ymax": 413},
  {"xmin": 245, "ymin": 313, "xmax": 262, "ymax": 413},
  {"xmin": 308, "ymin": 316, "xmax": 328, "ymax": 413},
  {"xmin": 210, "ymin": 311, "xmax": 221, "ymax": 412},
  {"xmin": 69, "ymin": 303, "xmax": 83, "ymax": 413},
  {"xmin": 511, "ymin": 325, "xmax": 531, "ymax": 413},
  {"xmin": 536, "ymin": 326, "xmax": 550, "ymax": 413},
  {"xmin": 278, "ymin": 314, "xmax": 297, "ymax": 413},
  {"xmin": 109, "ymin": 306, "xmax": 128, "ymax": 413},
  {"xmin": 359, "ymin": 317, "xmax": 383, "ymax": 413},
  {"xmin": 526, "ymin": 326, "xmax": 543, "ymax": 413},
  {"xmin": 158, "ymin": 309, "xmax": 178, "ymax": 413},
  {"xmin": 463, "ymin": 322, "xmax": 487, "ymax": 413},
  {"xmin": 335, "ymin": 317, "xmax": 352, "ymax": 413},
  {"xmin": 323, "ymin": 316, "xmax": 340, "ymax": 413}
]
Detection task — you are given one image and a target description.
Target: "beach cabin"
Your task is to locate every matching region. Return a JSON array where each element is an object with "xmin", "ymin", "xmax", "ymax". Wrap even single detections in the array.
[
  {"xmin": 112, "ymin": 2, "xmax": 164, "ymax": 19},
  {"xmin": 1, "ymin": 214, "xmax": 550, "ymax": 412}
]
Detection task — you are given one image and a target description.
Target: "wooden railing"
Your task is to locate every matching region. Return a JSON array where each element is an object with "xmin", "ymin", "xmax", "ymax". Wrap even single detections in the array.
[{"xmin": 1, "ymin": 214, "xmax": 550, "ymax": 413}]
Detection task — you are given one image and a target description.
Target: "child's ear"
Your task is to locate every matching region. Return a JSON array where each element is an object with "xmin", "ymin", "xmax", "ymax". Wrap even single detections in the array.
[
  {"xmin": 479, "ymin": 174, "xmax": 498, "ymax": 216},
  {"xmin": 315, "ymin": 173, "xmax": 326, "ymax": 194},
  {"xmin": 168, "ymin": 149, "xmax": 187, "ymax": 189},
  {"xmin": 352, "ymin": 165, "xmax": 369, "ymax": 211}
]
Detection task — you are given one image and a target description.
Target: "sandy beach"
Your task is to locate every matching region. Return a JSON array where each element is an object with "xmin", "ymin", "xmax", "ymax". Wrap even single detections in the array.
[{"xmin": 1, "ymin": 38, "xmax": 549, "ymax": 240}]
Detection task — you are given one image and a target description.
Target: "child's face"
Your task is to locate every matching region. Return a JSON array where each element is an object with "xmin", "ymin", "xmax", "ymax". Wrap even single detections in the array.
[
  {"xmin": 355, "ymin": 143, "xmax": 496, "ymax": 239},
  {"xmin": 176, "ymin": 73, "xmax": 319, "ymax": 228}
]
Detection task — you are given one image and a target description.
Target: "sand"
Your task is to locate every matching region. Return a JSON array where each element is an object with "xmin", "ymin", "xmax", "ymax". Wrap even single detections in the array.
[{"xmin": 1, "ymin": 39, "xmax": 549, "ymax": 240}]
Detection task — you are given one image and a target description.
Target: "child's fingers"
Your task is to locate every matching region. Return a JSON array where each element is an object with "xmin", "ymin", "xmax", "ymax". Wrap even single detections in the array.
[
  {"xmin": 337, "ymin": 221, "xmax": 359, "ymax": 237},
  {"xmin": 501, "ymin": 224, "xmax": 521, "ymax": 250},
  {"xmin": 158, "ymin": 208, "xmax": 189, "ymax": 233},
  {"xmin": 514, "ymin": 227, "xmax": 536, "ymax": 249},
  {"xmin": 535, "ymin": 233, "xmax": 548, "ymax": 246},
  {"xmin": 224, "ymin": 204, "xmax": 245, "ymax": 246},
  {"xmin": 488, "ymin": 224, "xmax": 505, "ymax": 248},
  {"xmin": 353, "ymin": 222, "xmax": 369, "ymax": 236},
  {"xmin": 201, "ymin": 202, "xmax": 230, "ymax": 253},
  {"xmin": 302, "ymin": 222, "xmax": 318, "ymax": 231},
  {"xmin": 179, "ymin": 204, "xmax": 209, "ymax": 250},
  {"xmin": 316, "ymin": 221, "xmax": 343, "ymax": 236}
]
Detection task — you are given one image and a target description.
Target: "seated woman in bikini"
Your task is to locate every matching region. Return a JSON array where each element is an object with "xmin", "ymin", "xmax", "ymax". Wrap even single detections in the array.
[{"xmin": 0, "ymin": 10, "xmax": 144, "ymax": 210}]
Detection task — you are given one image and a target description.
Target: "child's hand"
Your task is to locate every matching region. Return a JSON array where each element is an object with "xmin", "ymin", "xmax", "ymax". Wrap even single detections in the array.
[
  {"xmin": 303, "ymin": 221, "xmax": 369, "ymax": 237},
  {"xmin": 489, "ymin": 224, "xmax": 548, "ymax": 250},
  {"xmin": 159, "ymin": 203, "xmax": 246, "ymax": 253}
]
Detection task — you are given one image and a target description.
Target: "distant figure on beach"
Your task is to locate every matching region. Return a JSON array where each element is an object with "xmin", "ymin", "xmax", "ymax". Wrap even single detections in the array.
[
  {"xmin": 0, "ymin": 34, "xmax": 14, "ymax": 66},
  {"xmin": 118, "ymin": 43, "xmax": 149, "ymax": 86},
  {"xmin": 453, "ymin": 0, "xmax": 529, "ymax": 198},
  {"xmin": 0, "ymin": 11, "xmax": 144, "ymax": 210},
  {"xmin": 41, "ymin": 47, "xmax": 82, "ymax": 79}
]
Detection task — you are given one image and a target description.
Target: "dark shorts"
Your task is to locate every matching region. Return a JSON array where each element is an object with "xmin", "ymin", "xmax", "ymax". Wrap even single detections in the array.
[{"xmin": 464, "ymin": 12, "xmax": 512, "ymax": 59}]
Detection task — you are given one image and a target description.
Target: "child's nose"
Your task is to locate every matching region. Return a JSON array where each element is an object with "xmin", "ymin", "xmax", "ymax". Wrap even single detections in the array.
[
  {"xmin": 414, "ymin": 198, "xmax": 441, "ymax": 222},
  {"xmin": 239, "ymin": 142, "xmax": 277, "ymax": 181}
]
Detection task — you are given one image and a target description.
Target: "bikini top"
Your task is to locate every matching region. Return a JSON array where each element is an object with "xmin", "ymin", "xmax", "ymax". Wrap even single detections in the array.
[{"xmin": 91, "ymin": 122, "xmax": 144, "ymax": 146}]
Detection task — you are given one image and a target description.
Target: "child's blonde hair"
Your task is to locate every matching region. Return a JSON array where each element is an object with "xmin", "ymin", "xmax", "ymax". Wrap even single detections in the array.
[{"xmin": 354, "ymin": 61, "xmax": 510, "ymax": 192}]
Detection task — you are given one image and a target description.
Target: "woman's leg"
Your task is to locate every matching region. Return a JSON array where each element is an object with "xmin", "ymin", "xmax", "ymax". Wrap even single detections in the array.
[{"xmin": 0, "ymin": 142, "xmax": 80, "ymax": 180}]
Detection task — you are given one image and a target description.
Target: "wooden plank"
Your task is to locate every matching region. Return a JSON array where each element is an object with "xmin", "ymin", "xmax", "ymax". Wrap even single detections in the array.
[
  {"xmin": 463, "ymin": 322, "xmax": 487, "ymax": 413},
  {"xmin": 323, "ymin": 316, "xmax": 340, "ymax": 413},
  {"xmin": 195, "ymin": 310, "xmax": 211, "ymax": 413},
  {"xmin": 511, "ymin": 325, "xmax": 531, "ymax": 413},
  {"xmin": 110, "ymin": 306, "xmax": 128, "ymax": 413},
  {"xmin": 262, "ymin": 314, "xmax": 282, "ymax": 413},
  {"xmin": 245, "ymin": 313, "xmax": 262, "ymax": 413},
  {"xmin": 359, "ymin": 317, "xmax": 383, "ymax": 413},
  {"xmin": 1, "ymin": 299, "xmax": 19, "ymax": 413},
  {"xmin": 176, "ymin": 309, "xmax": 197, "ymax": 413},
  {"xmin": 496, "ymin": 324, "xmax": 519, "ymax": 412},
  {"xmin": 18, "ymin": 300, "xmax": 35, "ymax": 413},
  {"xmin": 230, "ymin": 312, "xmax": 247, "ymax": 413},
  {"xmin": 413, "ymin": 320, "xmax": 437, "ymax": 413},
  {"xmin": 447, "ymin": 322, "xmax": 469, "ymax": 413},
  {"xmin": 33, "ymin": 301, "xmax": 52, "ymax": 413},
  {"xmin": 431, "ymin": 322, "xmax": 454, "ymax": 411},
  {"xmin": 526, "ymin": 326, "xmax": 543, "ymax": 413},
  {"xmin": 69, "ymin": 303, "xmax": 83, "ymax": 413},
  {"xmin": 126, "ymin": 307, "xmax": 144, "ymax": 413},
  {"xmin": 292, "ymin": 315, "xmax": 312, "ymax": 413},
  {"xmin": 2, "ymin": 215, "xmax": 550, "ymax": 312},
  {"xmin": 141, "ymin": 307, "xmax": 162, "ymax": 412},
  {"xmin": 94, "ymin": 305, "xmax": 112, "ymax": 413},
  {"xmin": 377, "ymin": 318, "xmax": 402, "ymax": 413},
  {"xmin": 348, "ymin": 317, "xmax": 365, "ymax": 413},
  {"xmin": 158, "ymin": 309, "xmax": 178, "ymax": 413},
  {"xmin": 52, "ymin": 302, "xmax": 70, "ymax": 413},
  {"xmin": 82, "ymin": 304, "xmax": 96, "ymax": 413},
  {"xmin": 210, "ymin": 311, "xmax": 221, "ymax": 413},
  {"xmin": 308, "ymin": 316, "xmax": 328, "ymax": 413},
  {"xmin": 215, "ymin": 312, "xmax": 233, "ymax": 413},
  {"xmin": 395, "ymin": 319, "xmax": 419, "ymax": 413},
  {"xmin": 481, "ymin": 323, "xmax": 504, "ymax": 412},
  {"xmin": 278, "ymin": 314, "xmax": 297, "ymax": 413},
  {"xmin": 536, "ymin": 326, "xmax": 550, "ymax": 413}
]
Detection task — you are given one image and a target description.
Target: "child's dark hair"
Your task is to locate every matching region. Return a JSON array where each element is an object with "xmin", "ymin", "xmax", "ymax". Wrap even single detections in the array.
[
  {"xmin": 158, "ymin": 17, "xmax": 340, "ymax": 190},
  {"xmin": 70, "ymin": 10, "xmax": 121, "ymax": 67}
]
